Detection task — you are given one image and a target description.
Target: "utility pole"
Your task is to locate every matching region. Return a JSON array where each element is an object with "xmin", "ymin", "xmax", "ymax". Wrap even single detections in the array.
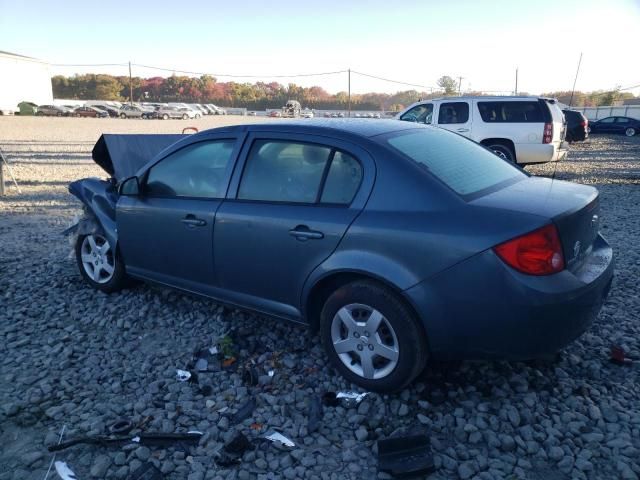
[
  {"xmin": 348, "ymin": 69, "xmax": 351, "ymax": 118},
  {"xmin": 568, "ymin": 52, "xmax": 583, "ymax": 108},
  {"xmin": 129, "ymin": 61, "xmax": 133, "ymax": 105},
  {"xmin": 515, "ymin": 67, "xmax": 518, "ymax": 95},
  {"xmin": 457, "ymin": 76, "xmax": 464, "ymax": 96}
]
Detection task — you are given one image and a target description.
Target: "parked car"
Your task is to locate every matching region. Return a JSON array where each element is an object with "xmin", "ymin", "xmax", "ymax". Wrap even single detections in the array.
[
  {"xmin": 301, "ymin": 109, "xmax": 314, "ymax": 118},
  {"xmin": 587, "ymin": 116, "xmax": 639, "ymax": 137},
  {"xmin": 118, "ymin": 105, "xmax": 149, "ymax": 119},
  {"xmin": 397, "ymin": 96, "xmax": 568, "ymax": 165},
  {"xmin": 207, "ymin": 104, "xmax": 227, "ymax": 115},
  {"xmin": 187, "ymin": 104, "xmax": 205, "ymax": 118},
  {"xmin": 324, "ymin": 112, "xmax": 332, "ymax": 118},
  {"xmin": 68, "ymin": 120, "xmax": 613, "ymax": 392},
  {"xmin": 92, "ymin": 105, "xmax": 120, "ymax": 117},
  {"xmin": 36, "ymin": 105, "xmax": 73, "ymax": 116},
  {"xmin": 268, "ymin": 110, "xmax": 282, "ymax": 118},
  {"xmin": 563, "ymin": 110, "xmax": 589, "ymax": 142},
  {"xmin": 156, "ymin": 106, "xmax": 192, "ymax": 120},
  {"xmin": 73, "ymin": 106, "xmax": 109, "ymax": 118},
  {"xmin": 18, "ymin": 101, "xmax": 38, "ymax": 115}
]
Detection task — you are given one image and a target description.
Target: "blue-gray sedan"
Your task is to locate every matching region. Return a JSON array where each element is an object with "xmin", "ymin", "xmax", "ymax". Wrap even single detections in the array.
[{"xmin": 68, "ymin": 119, "xmax": 614, "ymax": 392}]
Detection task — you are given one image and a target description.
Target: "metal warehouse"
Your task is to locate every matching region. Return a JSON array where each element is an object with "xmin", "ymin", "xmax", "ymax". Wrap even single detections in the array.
[{"xmin": 0, "ymin": 50, "xmax": 53, "ymax": 115}]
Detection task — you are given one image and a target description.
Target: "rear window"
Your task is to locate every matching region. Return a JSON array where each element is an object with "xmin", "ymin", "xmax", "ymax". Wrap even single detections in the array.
[
  {"xmin": 385, "ymin": 128, "xmax": 525, "ymax": 197},
  {"xmin": 477, "ymin": 101, "xmax": 546, "ymax": 123}
]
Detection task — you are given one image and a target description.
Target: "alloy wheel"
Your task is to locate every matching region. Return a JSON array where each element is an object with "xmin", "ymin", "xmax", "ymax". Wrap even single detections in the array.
[
  {"xmin": 80, "ymin": 234, "xmax": 115, "ymax": 284},
  {"xmin": 625, "ymin": 127, "xmax": 636, "ymax": 137},
  {"xmin": 330, "ymin": 303, "xmax": 399, "ymax": 380}
]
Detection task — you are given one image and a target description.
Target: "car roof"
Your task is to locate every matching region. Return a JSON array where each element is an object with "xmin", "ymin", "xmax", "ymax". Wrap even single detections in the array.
[{"xmin": 197, "ymin": 118, "xmax": 418, "ymax": 139}]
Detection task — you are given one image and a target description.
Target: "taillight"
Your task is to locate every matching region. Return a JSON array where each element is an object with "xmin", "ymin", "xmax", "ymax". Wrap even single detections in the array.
[
  {"xmin": 543, "ymin": 123, "xmax": 553, "ymax": 144},
  {"xmin": 493, "ymin": 224, "xmax": 564, "ymax": 275}
]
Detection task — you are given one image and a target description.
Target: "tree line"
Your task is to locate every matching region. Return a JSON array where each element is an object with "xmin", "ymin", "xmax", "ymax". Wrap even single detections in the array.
[{"xmin": 51, "ymin": 74, "xmax": 637, "ymax": 111}]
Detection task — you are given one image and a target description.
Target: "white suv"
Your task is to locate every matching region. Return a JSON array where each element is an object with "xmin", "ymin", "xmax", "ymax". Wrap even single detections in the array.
[{"xmin": 397, "ymin": 96, "xmax": 568, "ymax": 165}]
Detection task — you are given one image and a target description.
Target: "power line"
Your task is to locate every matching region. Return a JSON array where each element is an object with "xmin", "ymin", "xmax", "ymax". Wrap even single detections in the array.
[
  {"xmin": 351, "ymin": 70, "xmax": 437, "ymax": 91},
  {"xmin": 51, "ymin": 63, "xmax": 128, "ymax": 67},
  {"xmin": 131, "ymin": 63, "xmax": 348, "ymax": 79}
]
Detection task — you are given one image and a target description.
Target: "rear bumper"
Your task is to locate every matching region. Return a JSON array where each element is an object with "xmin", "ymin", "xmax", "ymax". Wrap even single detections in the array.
[
  {"xmin": 404, "ymin": 234, "xmax": 614, "ymax": 360},
  {"xmin": 516, "ymin": 143, "xmax": 567, "ymax": 164}
]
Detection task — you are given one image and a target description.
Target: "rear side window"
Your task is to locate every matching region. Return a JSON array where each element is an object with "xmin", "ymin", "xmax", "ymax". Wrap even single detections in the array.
[
  {"xmin": 478, "ymin": 101, "xmax": 545, "ymax": 123},
  {"xmin": 321, "ymin": 151, "xmax": 363, "ymax": 204},
  {"xmin": 146, "ymin": 140, "xmax": 235, "ymax": 198},
  {"xmin": 616, "ymin": 117, "xmax": 630, "ymax": 123},
  {"xmin": 238, "ymin": 140, "xmax": 331, "ymax": 203},
  {"xmin": 386, "ymin": 128, "xmax": 525, "ymax": 197},
  {"xmin": 437, "ymin": 102, "xmax": 469, "ymax": 124}
]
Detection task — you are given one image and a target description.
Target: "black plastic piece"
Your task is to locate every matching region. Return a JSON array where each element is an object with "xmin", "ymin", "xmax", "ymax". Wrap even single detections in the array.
[
  {"xmin": 308, "ymin": 397, "xmax": 323, "ymax": 433},
  {"xmin": 377, "ymin": 434, "xmax": 435, "ymax": 478},
  {"xmin": 322, "ymin": 392, "xmax": 339, "ymax": 407},
  {"xmin": 231, "ymin": 397, "xmax": 256, "ymax": 424}
]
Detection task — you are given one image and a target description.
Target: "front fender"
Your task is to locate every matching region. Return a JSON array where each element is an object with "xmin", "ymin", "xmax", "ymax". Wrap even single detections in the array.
[{"xmin": 68, "ymin": 178, "xmax": 119, "ymax": 248}]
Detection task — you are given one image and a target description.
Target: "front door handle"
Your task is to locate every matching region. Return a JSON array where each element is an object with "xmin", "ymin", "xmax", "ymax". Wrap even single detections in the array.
[
  {"xmin": 289, "ymin": 225, "xmax": 324, "ymax": 241},
  {"xmin": 181, "ymin": 214, "xmax": 206, "ymax": 227},
  {"xmin": 456, "ymin": 128, "xmax": 470, "ymax": 132}
]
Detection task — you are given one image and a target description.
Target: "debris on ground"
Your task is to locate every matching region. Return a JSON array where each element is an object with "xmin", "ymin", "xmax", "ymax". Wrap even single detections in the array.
[
  {"xmin": 175, "ymin": 369, "xmax": 191, "ymax": 382},
  {"xmin": 377, "ymin": 434, "xmax": 435, "ymax": 478},
  {"xmin": 610, "ymin": 345, "xmax": 633, "ymax": 365},
  {"xmin": 264, "ymin": 431, "xmax": 295, "ymax": 448},
  {"xmin": 307, "ymin": 396, "xmax": 323, "ymax": 433},
  {"xmin": 108, "ymin": 419, "xmax": 134, "ymax": 435},
  {"xmin": 231, "ymin": 397, "xmax": 256, "ymax": 424},
  {"xmin": 54, "ymin": 461, "xmax": 77, "ymax": 480},
  {"xmin": 215, "ymin": 432, "xmax": 252, "ymax": 467},
  {"xmin": 48, "ymin": 432, "xmax": 203, "ymax": 452}
]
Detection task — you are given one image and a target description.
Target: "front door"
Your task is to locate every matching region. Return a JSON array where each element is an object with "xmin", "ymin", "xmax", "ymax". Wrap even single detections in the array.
[
  {"xmin": 435, "ymin": 101, "xmax": 472, "ymax": 138},
  {"xmin": 213, "ymin": 133, "xmax": 373, "ymax": 319},
  {"xmin": 117, "ymin": 137, "xmax": 238, "ymax": 291}
]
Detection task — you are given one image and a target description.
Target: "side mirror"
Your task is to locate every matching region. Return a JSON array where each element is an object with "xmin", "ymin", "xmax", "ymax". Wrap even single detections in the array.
[{"xmin": 119, "ymin": 176, "xmax": 140, "ymax": 196}]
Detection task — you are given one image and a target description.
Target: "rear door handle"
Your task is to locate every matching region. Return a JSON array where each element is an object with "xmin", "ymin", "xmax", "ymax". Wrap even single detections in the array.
[
  {"xmin": 289, "ymin": 225, "xmax": 324, "ymax": 241},
  {"xmin": 181, "ymin": 214, "xmax": 206, "ymax": 227},
  {"xmin": 456, "ymin": 128, "xmax": 470, "ymax": 132}
]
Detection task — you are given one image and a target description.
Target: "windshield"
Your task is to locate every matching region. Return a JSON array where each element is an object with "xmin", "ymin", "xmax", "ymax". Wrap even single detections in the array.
[{"xmin": 385, "ymin": 128, "xmax": 526, "ymax": 198}]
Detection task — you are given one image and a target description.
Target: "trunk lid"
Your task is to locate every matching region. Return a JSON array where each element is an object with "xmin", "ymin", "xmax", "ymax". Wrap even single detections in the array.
[{"xmin": 472, "ymin": 177, "xmax": 600, "ymax": 272}]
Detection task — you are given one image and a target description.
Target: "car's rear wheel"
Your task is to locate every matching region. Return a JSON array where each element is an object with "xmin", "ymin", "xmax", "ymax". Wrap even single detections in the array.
[
  {"xmin": 120, "ymin": 113, "xmax": 126, "ymax": 119},
  {"xmin": 162, "ymin": 114, "xmax": 169, "ymax": 120},
  {"xmin": 488, "ymin": 143, "xmax": 516, "ymax": 163},
  {"xmin": 57, "ymin": 112, "xmax": 62, "ymax": 117},
  {"xmin": 182, "ymin": 114, "xmax": 188, "ymax": 120},
  {"xmin": 320, "ymin": 281, "xmax": 428, "ymax": 392},
  {"xmin": 625, "ymin": 127, "xmax": 636, "ymax": 137},
  {"xmin": 75, "ymin": 233, "xmax": 127, "ymax": 293}
]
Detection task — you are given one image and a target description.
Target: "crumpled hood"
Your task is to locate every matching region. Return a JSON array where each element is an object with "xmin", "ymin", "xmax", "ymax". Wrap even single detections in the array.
[{"xmin": 92, "ymin": 134, "xmax": 186, "ymax": 181}]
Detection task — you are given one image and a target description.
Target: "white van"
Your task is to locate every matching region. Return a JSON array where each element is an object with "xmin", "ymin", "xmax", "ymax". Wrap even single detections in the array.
[{"xmin": 397, "ymin": 96, "xmax": 568, "ymax": 165}]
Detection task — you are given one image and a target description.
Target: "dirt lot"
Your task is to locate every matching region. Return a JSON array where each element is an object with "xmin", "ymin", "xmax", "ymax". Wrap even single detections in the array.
[{"xmin": 0, "ymin": 117, "xmax": 639, "ymax": 480}]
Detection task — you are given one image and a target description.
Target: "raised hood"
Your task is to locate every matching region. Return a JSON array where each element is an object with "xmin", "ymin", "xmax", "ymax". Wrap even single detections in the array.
[{"xmin": 92, "ymin": 134, "xmax": 185, "ymax": 181}]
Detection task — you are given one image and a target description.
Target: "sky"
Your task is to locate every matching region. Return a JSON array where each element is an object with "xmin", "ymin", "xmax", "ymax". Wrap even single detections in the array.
[{"xmin": 1, "ymin": 0, "xmax": 639, "ymax": 96}]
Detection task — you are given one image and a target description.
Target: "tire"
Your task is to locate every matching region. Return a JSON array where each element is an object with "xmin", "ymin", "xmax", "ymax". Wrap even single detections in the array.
[
  {"xmin": 487, "ymin": 143, "xmax": 515, "ymax": 163},
  {"xmin": 75, "ymin": 233, "xmax": 127, "ymax": 294},
  {"xmin": 625, "ymin": 127, "xmax": 636, "ymax": 137},
  {"xmin": 57, "ymin": 112, "xmax": 62, "ymax": 117},
  {"xmin": 163, "ymin": 114, "xmax": 169, "ymax": 120},
  {"xmin": 182, "ymin": 114, "xmax": 188, "ymax": 120},
  {"xmin": 587, "ymin": 126, "xmax": 591, "ymax": 133},
  {"xmin": 319, "ymin": 280, "xmax": 428, "ymax": 392},
  {"xmin": 120, "ymin": 113, "xmax": 127, "ymax": 119}
]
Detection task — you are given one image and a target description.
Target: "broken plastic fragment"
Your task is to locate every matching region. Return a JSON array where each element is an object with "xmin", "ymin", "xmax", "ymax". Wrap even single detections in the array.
[
  {"xmin": 336, "ymin": 392, "xmax": 369, "ymax": 403},
  {"xmin": 610, "ymin": 345, "xmax": 633, "ymax": 366},
  {"xmin": 231, "ymin": 397, "xmax": 256, "ymax": 424},
  {"xmin": 131, "ymin": 436, "xmax": 140, "ymax": 443},
  {"xmin": 176, "ymin": 370, "xmax": 191, "ymax": 382},
  {"xmin": 54, "ymin": 461, "xmax": 77, "ymax": 480},
  {"xmin": 209, "ymin": 346, "xmax": 219, "ymax": 355},
  {"xmin": 268, "ymin": 370, "xmax": 275, "ymax": 377},
  {"xmin": 265, "ymin": 432, "xmax": 295, "ymax": 447}
]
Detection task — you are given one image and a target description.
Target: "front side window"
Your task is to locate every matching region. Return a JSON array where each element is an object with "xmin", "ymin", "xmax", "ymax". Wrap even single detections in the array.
[
  {"xmin": 478, "ymin": 101, "xmax": 545, "ymax": 123},
  {"xmin": 400, "ymin": 104, "xmax": 433, "ymax": 124},
  {"xmin": 321, "ymin": 151, "xmax": 363, "ymax": 204},
  {"xmin": 385, "ymin": 128, "xmax": 525, "ymax": 197},
  {"xmin": 437, "ymin": 102, "xmax": 469, "ymax": 124},
  {"xmin": 146, "ymin": 140, "xmax": 235, "ymax": 198},
  {"xmin": 238, "ymin": 140, "xmax": 331, "ymax": 203}
]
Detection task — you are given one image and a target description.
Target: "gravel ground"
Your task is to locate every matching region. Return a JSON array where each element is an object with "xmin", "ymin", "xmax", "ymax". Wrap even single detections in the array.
[{"xmin": 0, "ymin": 117, "xmax": 639, "ymax": 480}]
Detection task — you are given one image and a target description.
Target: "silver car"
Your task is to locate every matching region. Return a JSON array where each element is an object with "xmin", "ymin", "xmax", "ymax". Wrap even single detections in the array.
[
  {"xmin": 157, "ymin": 106, "xmax": 193, "ymax": 120},
  {"xmin": 119, "ymin": 105, "xmax": 149, "ymax": 119}
]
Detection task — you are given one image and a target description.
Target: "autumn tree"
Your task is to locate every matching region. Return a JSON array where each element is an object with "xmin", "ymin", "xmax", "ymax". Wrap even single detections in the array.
[{"xmin": 437, "ymin": 75, "xmax": 458, "ymax": 96}]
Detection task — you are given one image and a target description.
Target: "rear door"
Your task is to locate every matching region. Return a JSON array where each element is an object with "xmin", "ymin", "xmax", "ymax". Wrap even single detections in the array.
[
  {"xmin": 117, "ymin": 135, "xmax": 240, "ymax": 291},
  {"xmin": 614, "ymin": 117, "xmax": 631, "ymax": 133},
  {"xmin": 596, "ymin": 117, "xmax": 616, "ymax": 133},
  {"xmin": 213, "ymin": 132, "xmax": 375, "ymax": 319},
  {"xmin": 435, "ymin": 101, "xmax": 472, "ymax": 137}
]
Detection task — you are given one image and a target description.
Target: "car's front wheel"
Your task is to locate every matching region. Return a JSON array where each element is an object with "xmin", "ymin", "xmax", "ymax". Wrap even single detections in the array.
[
  {"xmin": 320, "ymin": 280, "xmax": 428, "ymax": 392},
  {"xmin": 625, "ymin": 127, "xmax": 636, "ymax": 137},
  {"xmin": 75, "ymin": 233, "xmax": 127, "ymax": 293}
]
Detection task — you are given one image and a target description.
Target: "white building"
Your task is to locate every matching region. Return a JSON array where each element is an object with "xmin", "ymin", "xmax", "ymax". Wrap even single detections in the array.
[{"xmin": 0, "ymin": 50, "xmax": 53, "ymax": 114}]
